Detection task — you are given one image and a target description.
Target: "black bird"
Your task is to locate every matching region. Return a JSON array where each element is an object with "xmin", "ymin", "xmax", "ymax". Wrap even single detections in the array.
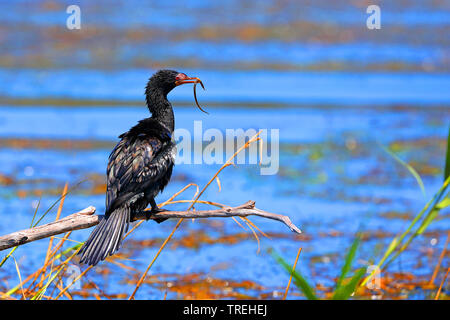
[{"xmin": 78, "ymin": 70, "xmax": 204, "ymax": 266}]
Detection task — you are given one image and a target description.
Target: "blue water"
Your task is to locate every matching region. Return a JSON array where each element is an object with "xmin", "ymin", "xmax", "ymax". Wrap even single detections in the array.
[
  {"xmin": 1, "ymin": 69, "xmax": 450, "ymax": 105},
  {"xmin": 0, "ymin": 0, "xmax": 449, "ymax": 300}
]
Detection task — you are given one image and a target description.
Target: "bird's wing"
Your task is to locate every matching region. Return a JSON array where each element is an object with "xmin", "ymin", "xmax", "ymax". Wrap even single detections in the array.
[{"xmin": 105, "ymin": 134, "xmax": 169, "ymax": 215}]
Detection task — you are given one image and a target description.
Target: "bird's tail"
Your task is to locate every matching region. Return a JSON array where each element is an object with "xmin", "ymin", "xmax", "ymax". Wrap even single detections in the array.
[{"xmin": 78, "ymin": 206, "xmax": 130, "ymax": 266}]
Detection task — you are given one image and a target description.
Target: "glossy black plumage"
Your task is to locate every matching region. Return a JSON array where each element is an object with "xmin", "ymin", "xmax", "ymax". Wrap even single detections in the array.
[{"xmin": 79, "ymin": 70, "xmax": 181, "ymax": 266}]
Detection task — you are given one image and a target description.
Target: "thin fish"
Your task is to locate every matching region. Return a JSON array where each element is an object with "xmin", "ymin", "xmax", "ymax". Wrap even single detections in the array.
[{"xmin": 193, "ymin": 80, "xmax": 208, "ymax": 114}]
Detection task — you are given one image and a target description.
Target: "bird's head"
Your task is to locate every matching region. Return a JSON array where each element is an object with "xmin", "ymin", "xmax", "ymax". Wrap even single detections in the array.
[
  {"xmin": 146, "ymin": 69, "xmax": 203, "ymax": 95},
  {"xmin": 145, "ymin": 69, "xmax": 208, "ymax": 114}
]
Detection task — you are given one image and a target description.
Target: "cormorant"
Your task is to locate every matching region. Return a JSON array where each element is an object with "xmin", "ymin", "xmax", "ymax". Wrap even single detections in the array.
[{"xmin": 78, "ymin": 70, "xmax": 204, "ymax": 266}]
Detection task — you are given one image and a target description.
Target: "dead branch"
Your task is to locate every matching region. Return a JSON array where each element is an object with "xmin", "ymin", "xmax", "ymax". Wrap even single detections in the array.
[{"xmin": 0, "ymin": 201, "xmax": 301, "ymax": 251}]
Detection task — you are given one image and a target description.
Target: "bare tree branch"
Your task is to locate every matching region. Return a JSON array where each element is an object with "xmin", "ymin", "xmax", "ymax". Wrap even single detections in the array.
[{"xmin": 0, "ymin": 201, "xmax": 301, "ymax": 251}]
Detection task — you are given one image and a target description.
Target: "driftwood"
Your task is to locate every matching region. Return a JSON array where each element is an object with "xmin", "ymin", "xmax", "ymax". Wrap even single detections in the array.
[{"xmin": 0, "ymin": 201, "xmax": 301, "ymax": 251}]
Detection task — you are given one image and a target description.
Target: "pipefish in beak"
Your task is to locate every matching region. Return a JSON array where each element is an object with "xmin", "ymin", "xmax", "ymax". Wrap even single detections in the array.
[
  {"xmin": 193, "ymin": 80, "xmax": 208, "ymax": 114},
  {"xmin": 175, "ymin": 73, "xmax": 209, "ymax": 114}
]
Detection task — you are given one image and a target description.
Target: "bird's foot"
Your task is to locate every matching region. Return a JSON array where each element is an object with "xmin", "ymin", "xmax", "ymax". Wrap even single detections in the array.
[{"xmin": 146, "ymin": 206, "xmax": 169, "ymax": 224}]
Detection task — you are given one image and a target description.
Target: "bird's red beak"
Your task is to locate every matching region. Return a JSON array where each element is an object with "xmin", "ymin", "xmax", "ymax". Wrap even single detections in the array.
[
  {"xmin": 175, "ymin": 73, "xmax": 205, "ymax": 89},
  {"xmin": 174, "ymin": 73, "xmax": 208, "ymax": 114}
]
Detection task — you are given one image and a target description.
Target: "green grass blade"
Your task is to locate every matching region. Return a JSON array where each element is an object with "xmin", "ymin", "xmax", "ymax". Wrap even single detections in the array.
[
  {"xmin": 336, "ymin": 235, "xmax": 360, "ymax": 289},
  {"xmin": 0, "ymin": 246, "xmax": 18, "ymax": 268},
  {"xmin": 416, "ymin": 208, "xmax": 440, "ymax": 235},
  {"xmin": 0, "ymin": 198, "xmax": 42, "ymax": 268},
  {"xmin": 291, "ymin": 272, "xmax": 319, "ymax": 300},
  {"xmin": 384, "ymin": 183, "xmax": 449, "ymax": 268},
  {"xmin": 1, "ymin": 181, "xmax": 85, "ymax": 269},
  {"xmin": 32, "ymin": 180, "xmax": 86, "ymax": 228},
  {"xmin": 332, "ymin": 268, "xmax": 366, "ymax": 300},
  {"xmin": 383, "ymin": 177, "xmax": 449, "ymax": 270},
  {"xmin": 11, "ymin": 255, "xmax": 25, "ymax": 300},
  {"xmin": 444, "ymin": 125, "xmax": 450, "ymax": 181},
  {"xmin": 29, "ymin": 197, "xmax": 41, "ymax": 228},
  {"xmin": 271, "ymin": 250, "xmax": 318, "ymax": 300},
  {"xmin": 361, "ymin": 176, "xmax": 450, "ymax": 287},
  {"xmin": 31, "ymin": 266, "xmax": 64, "ymax": 300},
  {"xmin": 436, "ymin": 197, "xmax": 450, "ymax": 210},
  {"xmin": 5, "ymin": 243, "xmax": 82, "ymax": 296},
  {"xmin": 30, "ymin": 243, "xmax": 82, "ymax": 300},
  {"xmin": 381, "ymin": 144, "xmax": 425, "ymax": 197}
]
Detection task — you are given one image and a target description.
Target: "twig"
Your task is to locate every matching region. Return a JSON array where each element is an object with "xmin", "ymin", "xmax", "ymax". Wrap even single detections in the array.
[
  {"xmin": 429, "ymin": 232, "xmax": 450, "ymax": 286},
  {"xmin": 128, "ymin": 218, "xmax": 183, "ymax": 300},
  {"xmin": 0, "ymin": 206, "xmax": 96, "ymax": 252},
  {"xmin": 0, "ymin": 201, "xmax": 301, "ymax": 252},
  {"xmin": 39, "ymin": 183, "xmax": 68, "ymax": 289},
  {"xmin": 283, "ymin": 247, "xmax": 302, "ymax": 300},
  {"xmin": 434, "ymin": 267, "xmax": 449, "ymax": 300}
]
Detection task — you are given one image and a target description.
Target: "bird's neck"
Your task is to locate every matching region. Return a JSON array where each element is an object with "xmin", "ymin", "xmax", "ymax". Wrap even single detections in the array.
[{"xmin": 146, "ymin": 87, "xmax": 174, "ymax": 132}]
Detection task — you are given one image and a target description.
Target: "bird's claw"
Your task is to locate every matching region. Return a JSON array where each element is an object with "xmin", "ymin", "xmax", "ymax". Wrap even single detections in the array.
[{"xmin": 146, "ymin": 207, "xmax": 168, "ymax": 223}]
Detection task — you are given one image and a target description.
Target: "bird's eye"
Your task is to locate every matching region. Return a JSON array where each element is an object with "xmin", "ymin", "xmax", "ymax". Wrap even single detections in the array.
[{"xmin": 175, "ymin": 73, "xmax": 187, "ymax": 81}]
